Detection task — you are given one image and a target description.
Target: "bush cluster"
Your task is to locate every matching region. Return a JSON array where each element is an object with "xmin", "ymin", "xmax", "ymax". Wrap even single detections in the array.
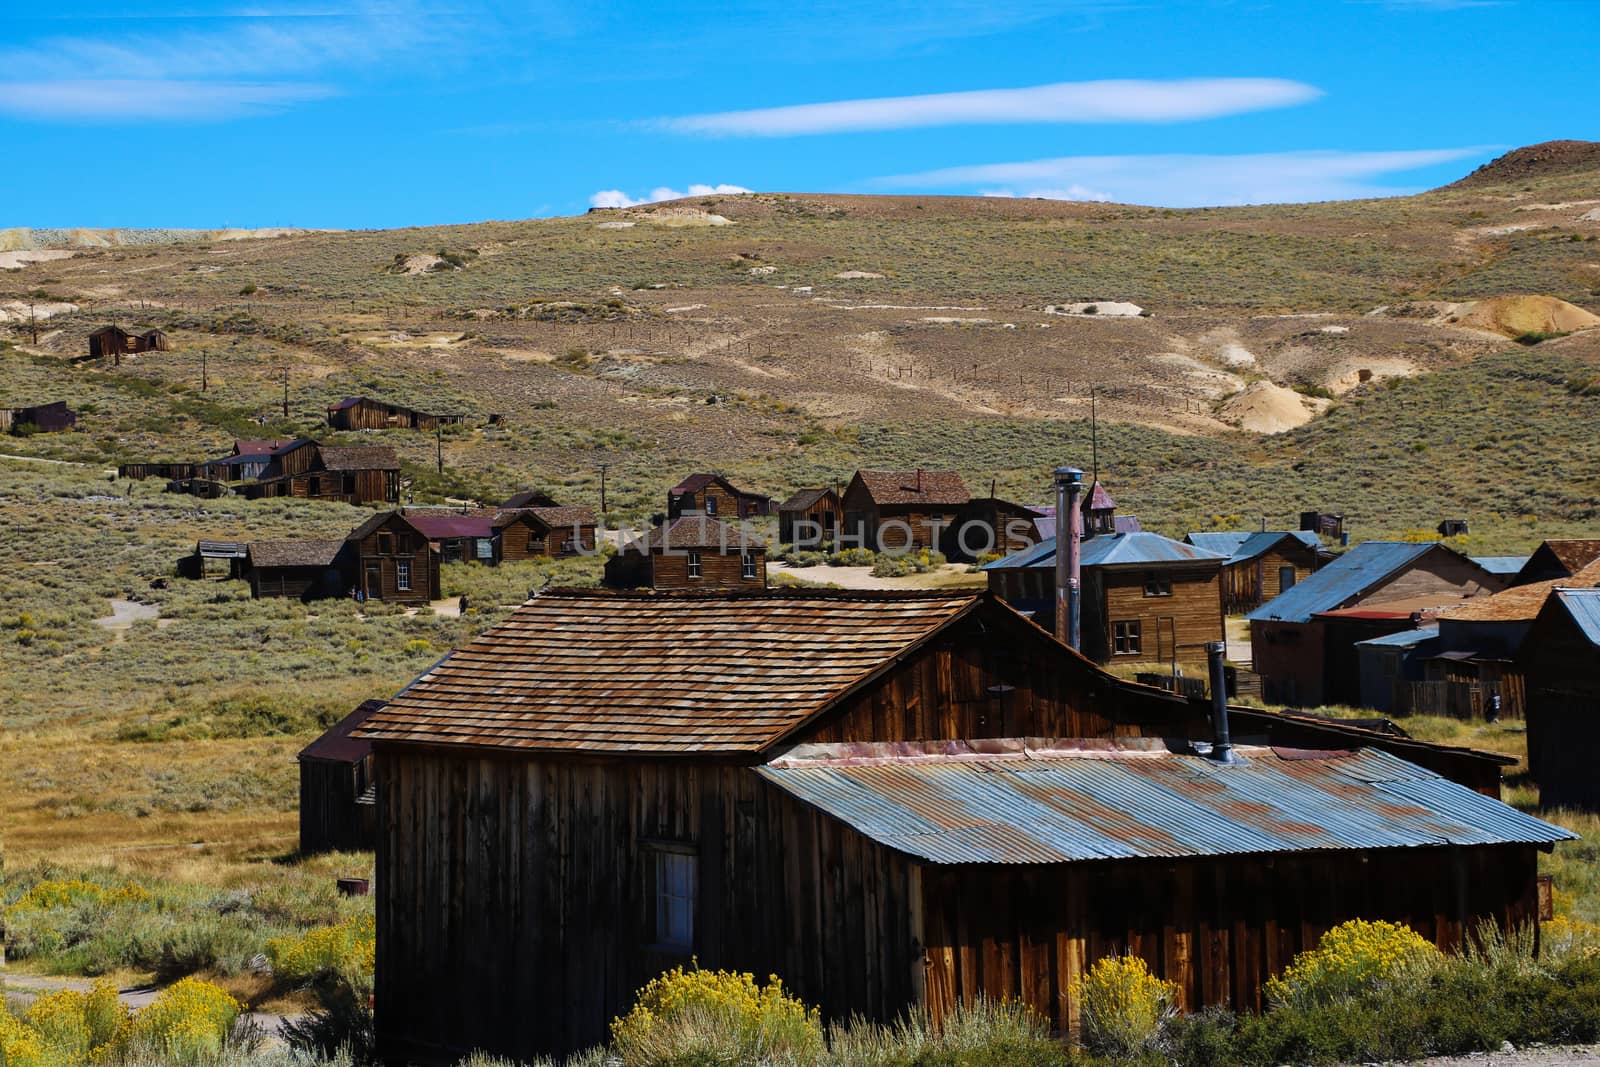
[
  {"xmin": 0, "ymin": 977, "xmax": 240, "ymax": 1067},
  {"xmin": 610, "ymin": 964, "xmax": 822, "ymax": 1067}
]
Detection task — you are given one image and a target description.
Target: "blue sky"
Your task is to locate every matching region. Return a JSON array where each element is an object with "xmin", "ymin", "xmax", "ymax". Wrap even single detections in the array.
[{"xmin": 4, "ymin": 0, "xmax": 1596, "ymax": 228}]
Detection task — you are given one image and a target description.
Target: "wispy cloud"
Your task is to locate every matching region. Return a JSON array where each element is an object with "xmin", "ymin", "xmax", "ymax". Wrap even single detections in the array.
[
  {"xmin": 659, "ymin": 78, "xmax": 1322, "ymax": 137},
  {"xmin": 876, "ymin": 148, "xmax": 1494, "ymax": 207},
  {"xmin": 590, "ymin": 183, "xmax": 753, "ymax": 209},
  {"xmin": 0, "ymin": 3, "xmax": 433, "ymax": 121}
]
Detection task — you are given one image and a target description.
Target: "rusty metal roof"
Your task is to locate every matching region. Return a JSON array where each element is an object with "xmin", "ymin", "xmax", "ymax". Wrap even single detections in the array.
[
  {"xmin": 300, "ymin": 699, "xmax": 386, "ymax": 763},
  {"xmin": 1442, "ymin": 560, "xmax": 1600, "ymax": 623},
  {"xmin": 356, "ymin": 589, "xmax": 982, "ymax": 754},
  {"xmin": 758, "ymin": 739, "xmax": 1573, "ymax": 865}
]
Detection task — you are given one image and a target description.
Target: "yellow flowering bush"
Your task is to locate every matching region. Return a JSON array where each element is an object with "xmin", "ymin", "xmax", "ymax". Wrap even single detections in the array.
[
  {"xmin": 20, "ymin": 981, "xmax": 128, "ymax": 1064},
  {"xmin": 1541, "ymin": 914, "xmax": 1600, "ymax": 959},
  {"xmin": 124, "ymin": 977, "xmax": 242, "ymax": 1062},
  {"xmin": 1265, "ymin": 919, "xmax": 1442, "ymax": 1009},
  {"xmin": 0, "ymin": 1009, "xmax": 52, "ymax": 1067},
  {"xmin": 1072, "ymin": 954, "xmax": 1177, "ymax": 1056},
  {"xmin": 266, "ymin": 913, "xmax": 375, "ymax": 984},
  {"xmin": 4, "ymin": 880, "xmax": 149, "ymax": 919},
  {"xmin": 611, "ymin": 963, "xmax": 823, "ymax": 1066}
]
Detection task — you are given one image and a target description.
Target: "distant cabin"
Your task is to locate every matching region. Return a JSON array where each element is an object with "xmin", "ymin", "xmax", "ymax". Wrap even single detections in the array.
[
  {"xmin": 949, "ymin": 497, "xmax": 1045, "ymax": 561},
  {"xmin": 503, "ymin": 489, "xmax": 560, "ymax": 510},
  {"xmin": 667, "ymin": 473, "xmax": 772, "ymax": 521},
  {"xmin": 240, "ymin": 440, "xmax": 400, "ymax": 505},
  {"xmin": 494, "ymin": 506, "xmax": 598, "ymax": 562},
  {"xmin": 326, "ymin": 396, "xmax": 464, "ymax": 432},
  {"xmin": 777, "ymin": 488, "xmax": 840, "ymax": 547},
  {"xmin": 3, "ymin": 401, "xmax": 77, "ymax": 434},
  {"xmin": 299, "ymin": 699, "xmax": 383, "ymax": 854},
  {"xmin": 87, "ymin": 325, "xmax": 171, "ymax": 361},
  {"xmin": 842, "ymin": 469, "xmax": 971, "ymax": 553},
  {"xmin": 605, "ymin": 515, "xmax": 766, "ymax": 589},
  {"xmin": 242, "ymin": 511, "xmax": 439, "ymax": 602},
  {"xmin": 1184, "ymin": 530, "xmax": 1325, "ymax": 614},
  {"xmin": 405, "ymin": 510, "xmax": 499, "ymax": 565}
]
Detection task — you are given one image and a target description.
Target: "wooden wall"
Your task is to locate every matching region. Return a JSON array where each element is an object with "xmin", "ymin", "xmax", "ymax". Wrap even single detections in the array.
[
  {"xmin": 247, "ymin": 469, "xmax": 397, "ymax": 505},
  {"xmin": 1523, "ymin": 606, "xmax": 1600, "ymax": 809},
  {"xmin": 669, "ymin": 482, "xmax": 765, "ymax": 520},
  {"xmin": 373, "ymin": 751, "xmax": 920, "ymax": 1063},
  {"xmin": 920, "ymin": 844, "xmax": 1540, "ymax": 1034},
  {"xmin": 299, "ymin": 757, "xmax": 375, "ymax": 854},
  {"xmin": 1372, "ymin": 548, "xmax": 1507, "ymax": 600},
  {"xmin": 1085, "ymin": 565, "xmax": 1223, "ymax": 665},
  {"xmin": 351, "ymin": 518, "xmax": 437, "ymax": 602},
  {"xmin": 649, "ymin": 548, "xmax": 767, "ymax": 590},
  {"xmin": 497, "ymin": 515, "xmax": 597, "ymax": 562},
  {"xmin": 1221, "ymin": 544, "xmax": 1320, "ymax": 614},
  {"xmin": 1251, "ymin": 621, "xmax": 1326, "ymax": 707},
  {"xmin": 778, "ymin": 495, "xmax": 840, "ymax": 546},
  {"xmin": 250, "ymin": 565, "xmax": 340, "ymax": 600}
]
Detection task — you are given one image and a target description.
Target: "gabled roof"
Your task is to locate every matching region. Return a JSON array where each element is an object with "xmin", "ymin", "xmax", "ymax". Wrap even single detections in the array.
[
  {"xmin": 671, "ymin": 472, "xmax": 764, "ymax": 499},
  {"xmin": 623, "ymin": 515, "xmax": 765, "ymax": 552},
  {"xmin": 1514, "ymin": 539, "xmax": 1600, "ymax": 584},
  {"xmin": 406, "ymin": 512, "xmax": 496, "ymax": 540},
  {"xmin": 356, "ymin": 589, "xmax": 985, "ymax": 754},
  {"xmin": 233, "ymin": 440, "xmax": 288, "ymax": 456},
  {"xmin": 779, "ymin": 487, "xmax": 835, "ymax": 512},
  {"xmin": 300, "ymin": 700, "xmax": 386, "ymax": 763},
  {"xmin": 246, "ymin": 539, "xmax": 345, "ymax": 568},
  {"xmin": 1553, "ymin": 589, "xmax": 1600, "ymax": 647},
  {"xmin": 1247, "ymin": 541, "xmax": 1451, "ymax": 624},
  {"xmin": 328, "ymin": 397, "xmax": 365, "ymax": 410},
  {"xmin": 347, "ymin": 510, "xmax": 429, "ymax": 543},
  {"xmin": 1084, "ymin": 482, "xmax": 1116, "ymax": 511},
  {"xmin": 981, "ymin": 531, "xmax": 1225, "ymax": 572},
  {"xmin": 1471, "ymin": 556, "xmax": 1530, "ymax": 577},
  {"xmin": 1186, "ymin": 530, "xmax": 1322, "ymax": 564},
  {"xmin": 317, "ymin": 445, "xmax": 400, "ymax": 471},
  {"xmin": 851, "ymin": 469, "xmax": 970, "ymax": 507},
  {"xmin": 493, "ymin": 505, "xmax": 597, "ymax": 531},
  {"xmin": 1440, "ymin": 560, "xmax": 1600, "ymax": 623},
  {"xmin": 503, "ymin": 490, "xmax": 559, "ymax": 509},
  {"xmin": 758, "ymin": 740, "xmax": 1572, "ymax": 865}
]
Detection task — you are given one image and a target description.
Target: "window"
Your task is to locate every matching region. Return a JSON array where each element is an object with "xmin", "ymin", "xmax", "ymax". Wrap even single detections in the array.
[
  {"xmin": 395, "ymin": 559, "xmax": 412, "ymax": 591},
  {"xmin": 342, "ymin": 474, "xmax": 356, "ymax": 495},
  {"xmin": 651, "ymin": 848, "xmax": 697, "ymax": 951},
  {"xmin": 1113, "ymin": 621, "xmax": 1142, "ymax": 656},
  {"xmin": 1143, "ymin": 571, "xmax": 1172, "ymax": 597},
  {"xmin": 742, "ymin": 552, "xmax": 757, "ymax": 580},
  {"xmin": 687, "ymin": 551, "xmax": 702, "ymax": 579},
  {"xmin": 704, "ymin": 496, "xmax": 718, "ymax": 516},
  {"xmin": 307, "ymin": 476, "xmax": 321, "ymax": 497},
  {"xmin": 1279, "ymin": 566, "xmax": 1297, "ymax": 591},
  {"xmin": 527, "ymin": 533, "xmax": 544, "ymax": 554},
  {"xmin": 377, "ymin": 531, "xmax": 395, "ymax": 554}
]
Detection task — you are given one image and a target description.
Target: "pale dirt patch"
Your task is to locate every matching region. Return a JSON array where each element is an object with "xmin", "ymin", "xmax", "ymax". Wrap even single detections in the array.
[
  {"xmin": 595, "ymin": 220, "xmax": 636, "ymax": 229},
  {"xmin": 0, "ymin": 300, "xmax": 77, "ymax": 323},
  {"xmin": 1218, "ymin": 380, "xmax": 1328, "ymax": 433},
  {"xmin": 1581, "ymin": 208, "xmax": 1600, "ymax": 222},
  {"xmin": 634, "ymin": 208, "xmax": 732, "ymax": 227},
  {"xmin": 392, "ymin": 253, "xmax": 444, "ymax": 275},
  {"xmin": 500, "ymin": 350, "xmax": 555, "ymax": 363},
  {"xmin": 1323, "ymin": 356, "xmax": 1418, "ymax": 395},
  {"xmin": 1453, "ymin": 295, "xmax": 1600, "ymax": 336},
  {"xmin": 1153, "ymin": 353, "xmax": 1246, "ymax": 398},
  {"xmin": 0, "ymin": 249, "xmax": 76, "ymax": 269},
  {"xmin": 748, "ymin": 265, "xmax": 778, "ymax": 275},
  {"xmin": 835, "ymin": 270, "xmax": 884, "ymax": 279},
  {"xmin": 1045, "ymin": 301, "xmax": 1144, "ymax": 317},
  {"xmin": 768, "ymin": 562, "xmax": 986, "ymax": 590}
]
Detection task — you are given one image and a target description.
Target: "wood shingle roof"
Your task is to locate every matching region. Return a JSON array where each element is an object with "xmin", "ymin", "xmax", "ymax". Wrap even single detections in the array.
[{"xmin": 853, "ymin": 469, "xmax": 970, "ymax": 506}]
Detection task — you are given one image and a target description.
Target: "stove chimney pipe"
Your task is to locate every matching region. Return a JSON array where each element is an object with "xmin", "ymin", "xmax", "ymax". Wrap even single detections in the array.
[
  {"xmin": 1206, "ymin": 640, "xmax": 1234, "ymax": 763},
  {"xmin": 1054, "ymin": 467, "xmax": 1083, "ymax": 649}
]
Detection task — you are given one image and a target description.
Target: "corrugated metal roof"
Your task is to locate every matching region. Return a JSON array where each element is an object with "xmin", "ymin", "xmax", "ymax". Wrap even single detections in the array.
[
  {"xmin": 1247, "ymin": 541, "xmax": 1440, "ymax": 624},
  {"xmin": 1472, "ymin": 556, "xmax": 1530, "ymax": 576},
  {"xmin": 1556, "ymin": 589, "xmax": 1600, "ymax": 646},
  {"xmin": 1354, "ymin": 626, "xmax": 1439, "ymax": 649},
  {"xmin": 1186, "ymin": 530, "xmax": 1321, "ymax": 561},
  {"xmin": 982, "ymin": 531, "xmax": 1225, "ymax": 571},
  {"xmin": 758, "ymin": 739, "xmax": 1573, "ymax": 865}
]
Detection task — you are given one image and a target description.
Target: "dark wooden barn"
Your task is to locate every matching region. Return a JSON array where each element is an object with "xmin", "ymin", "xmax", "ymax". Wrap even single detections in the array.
[
  {"xmin": 667, "ymin": 473, "xmax": 772, "ymax": 520},
  {"xmin": 326, "ymin": 397, "xmax": 464, "ymax": 432},
  {"xmin": 244, "ymin": 540, "xmax": 347, "ymax": 600},
  {"xmin": 1522, "ymin": 586, "xmax": 1600, "ymax": 810},
  {"xmin": 947, "ymin": 497, "xmax": 1045, "ymax": 561},
  {"xmin": 243, "ymin": 441, "xmax": 400, "ymax": 505},
  {"xmin": 347, "ymin": 511, "xmax": 439, "ymax": 604},
  {"xmin": 604, "ymin": 515, "xmax": 766, "ymax": 589},
  {"xmin": 354, "ymin": 589, "xmax": 1561, "ymax": 1063},
  {"xmin": 299, "ymin": 699, "xmax": 384, "ymax": 854},
  {"xmin": 87, "ymin": 325, "xmax": 169, "ymax": 361},
  {"xmin": 777, "ymin": 487, "xmax": 840, "ymax": 548},
  {"xmin": 4, "ymin": 401, "xmax": 77, "ymax": 434},
  {"xmin": 842, "ymin": 470, "xmax": 971, "ymax": 553},
  {"xmin": 493, "ymin": 506, "xmax": 598, "ymax": 562}
]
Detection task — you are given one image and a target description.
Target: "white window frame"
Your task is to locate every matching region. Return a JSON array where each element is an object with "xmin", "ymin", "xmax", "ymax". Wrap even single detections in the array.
[
  {"xmin": 395, "ymin": 559, "xmax": 412, "ymax": 591},
  {"xmin": 742, "ymin": 552, "xmax": 757, "ymax": 580},
  {"xmin": 687, "ymin": 551, "xmax": 702, "ymax": 579},
  {"xmin": 652, "ymin": 848, "xmax": 697, "ymax": 952}
]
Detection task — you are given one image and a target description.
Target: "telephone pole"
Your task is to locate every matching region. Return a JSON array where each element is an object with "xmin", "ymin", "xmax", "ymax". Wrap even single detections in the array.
[
  {"xmin": 598, "ymin": 462, "xmax": 610, "ymax": 517},
  {"xmin": 281, "ymin": 366, "xmax": 289, "ymax": 418},
  {"xmin": 436, "ymin": 423, "xmax": 443, "ymax": 475},
  {"xmin": 29, "ymin": 303, "xmax": 38, "ymax": 345},
  {"xmin": 201, "ymin": 350, "xmax": 208, "ymax": 392}
]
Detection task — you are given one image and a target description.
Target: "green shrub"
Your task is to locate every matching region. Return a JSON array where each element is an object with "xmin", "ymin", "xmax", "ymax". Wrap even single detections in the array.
[
  {"xmin": 1073, "ymin": 954, "xmax": 1176, "ymax": 1058},
  {"xmin": 610, "ymin": 964, "xmax": 822, "ymax": 1067}
]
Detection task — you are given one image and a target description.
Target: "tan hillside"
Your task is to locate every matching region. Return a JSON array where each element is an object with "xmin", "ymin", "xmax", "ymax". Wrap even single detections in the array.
[
  {"xmin": 1443, "ymin": 140, "xmax": 1600, "ymax": 190},
  {"xmin": 1452, "ymin": 294, "xmax": 1600, "ymax": 337}
]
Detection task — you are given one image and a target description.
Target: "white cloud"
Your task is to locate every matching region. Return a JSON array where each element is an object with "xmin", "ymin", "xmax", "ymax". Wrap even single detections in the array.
[
  {"xmin": 0, "ymin": 3, "xmax": 431, "ymax": 121},
  {"xmin": 659, "ymin": 78, "xmax": 1322, "ymax": 137},
  {"xmin": 590, "ymin": 184, "xmax": 753, "ymax": 209},
  {"xmin": 0, "ymin": 80, "xmax": 336, "ymax": 122},
  {"xmin": 876, "ymin": 148, "xmax": 1494, "ymax": 207}
]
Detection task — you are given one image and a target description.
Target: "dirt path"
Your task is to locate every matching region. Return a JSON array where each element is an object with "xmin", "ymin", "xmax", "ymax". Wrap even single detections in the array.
[
  {"xmin": 1411, "ymin": 1046, "xmax": 1600, "ymax": 1066},
  {"xmin": 768, "ymin": 562, "xmax": 986, "ymax": 591},
  {"xmin": 93, "ymin": 599, "xmax": 163, "ymax": 643}
]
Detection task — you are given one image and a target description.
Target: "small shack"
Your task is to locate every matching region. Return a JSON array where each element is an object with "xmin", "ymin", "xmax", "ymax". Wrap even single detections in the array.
[
  {"xmin": 327, "ymin": 397, "xmax": 464, "ymax": 432},
  {"xmin": 4, "ymin": 401, "xmax": 77, "ymax": 434},
  {"xmin": 87, "ymin": 325, "xmax": 169, "ymax": 361},
  {"xmin": 494, "ymin": 506, "xmax": 598, "ymax": 561},
  {"xmin": 347, "ymin": 511, "xmax": 439, "ymax": 604},
  {"xmin": 354, "ymin": 588, "xmax": 1565, "ymax": 1062},
  {"xmin": 1523, "ymin": 587, "xmax": 1600, "ymax": 810},
  {"xmin": 777, "ymin": 488, "xmax": 840, "ymax": 548},
  {"xmin": 244, "ymin": 540, "xmax": 347, "ymax": 600},
  {"xmin": 842, "ymin": 469, "xmax": 971, "ymax": 553},
  {"xmin": 183, "ymin": 540, "xmax": 249, "ymax": 580},
  {"xmin": 605, "ymin": 515, "xmax": 766, "ymax": 589},
  {"xmin": 948, "ymin": 497, "xmax": 1045, "ymax": 561},
  {"xmin": 243, "ymin": 441, "xmax": 400, "ymax": 505},
  {"xmin": 298, "ymin": 699, "xmax": 384, "ymax": 854},
  {"xmin": 1300, "ymin": 510, "xmax": 1345, "ymax": 539},
  {"xmin": 1184, "ymin": 530, "xmax": 1324, "ymax": 614},
  {"xmin": 667, "ymin": 473, "xmax": 773, "ymax": 520}
]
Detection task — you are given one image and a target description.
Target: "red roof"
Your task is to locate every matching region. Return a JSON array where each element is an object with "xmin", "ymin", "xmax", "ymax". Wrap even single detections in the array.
[
  {"xmin": 406, "ymin": 513, "xmax": 496, "ymax": 539},
  {"xmin": 300, "ymin": 699, "xmax": 385, "ymax": 763},
  {"xmin": 852, "ymin": 469, "xmax": 970, "ymax": 506}
]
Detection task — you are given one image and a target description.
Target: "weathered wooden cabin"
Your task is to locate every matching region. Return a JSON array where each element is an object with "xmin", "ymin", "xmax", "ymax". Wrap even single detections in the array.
[
  {"xmin": 842, "ymin": 470, "xmax": 971, "ymax": 553},
  {"xmin": 87, "ymin": 326, "xmax": 169, "ymax": 361},
  {"xmin": 493, "ymin": 506, "xmax": 598, "ymax": 561},
  {"xmin": 347, "ymin": 511, "xmax": 439, "ymax": 604},
  {"xmin": 1513, "ymin": 539, "xmax": 1600, "ymax": 585},
  {"xmin": 355, "ymin": 588, "xmax": 1562, "ymax": 1063},
  {"xmin": 983, "ymin": 531, "xmax": 1227, "ymax": 665},
  {"xmin": 604, "ymin": 515, "xmax": 766, "ymax": 589},
  {"xmin": 1249, "ymin": 542, "xmax": 1505, "ymax": 707},
  {"xmin": 777, "ymin": 488, "xmax": 840, "ymax": 547},
  {"xmin": 502, "ymin": 489, "xmax": 560, "ymax": 510},
  {"xmin": 405, "ymin": 511, "xmax": 498, "ymax": 565},
  {"xmin": 667, "ymin": 473, "xmax": 772, "ymax": 520},
  {"xmin": 244, "ymin": 540, "xmax": 347, "ymax": 600},
  {"xmin": 1184, "ymin": 530, "xmax": 1324, "ymax": 614},
  {"xmin": 118, "ymin": 461, "xmax": 199, "ymax": 481},
  {"xmin": 182, "ymin": 540, "xmax": 248, "ymax": 580},
  {"xmin": 243, "ymin": 441, "xmax": 400, "ymax": 505},
  {"xmin": 4, "ymin": 401, "xmax": 77, "ymax": 434},
  {"xmin": 1523, "ymin": 587, "xmax": 1600, "ymax": 810},
  {"xmin": 947, "ymin": 497, "xmax": 1045, "ymax": 561},
  {"xmin": 326, "ymin": 396, "xmax": 464, "ymax": 432},
  {"xmin": 1300, "ymin": 511, "xmax": 1346, "ymax": 539},
  {"xmin": 299, "ymin": 699, "xmax": 383, "ymax": 854}
]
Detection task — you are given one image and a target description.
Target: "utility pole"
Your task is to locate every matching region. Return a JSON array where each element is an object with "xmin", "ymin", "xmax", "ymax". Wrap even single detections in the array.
[
  {"xmin": 28, "ymin": 303, "xmax": 38, "ymax": 345},
  {"xmin": 598, "ymin": 462, "xmax": 610, "ymax": 517},
  {"xmin": 281, "ymin": 366, "xmax": 289, "ymax": 418},
  {"xmin": 435, "ymin": 422, "xmax": 443, "ymax": 475},
  {"xmin": 201, "ymin": 350, "xmax": 208, "ymax": 392}
]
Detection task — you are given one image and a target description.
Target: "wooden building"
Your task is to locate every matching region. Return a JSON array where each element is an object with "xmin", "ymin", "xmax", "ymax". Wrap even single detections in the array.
[
  {"xmin": 1522, "ymin": 587, "xmax": 1600, "ymax": 810},
  {"xmin": 3, "ymin": 401, "xmax": 77, "ymax": 434},
  {"xmin": 947, "ymin": 498, "xmax": 1045, "ymax": 561},
  {"xmin": 298, "ymin": 699, "xmax": 383, "ymax": 854},
  {"xmin": 1184, "ymin": 530, "xmax": 1325, "ymax": 614},
  {"xmin": 604, "ymin": 515, "xmax": 766, "ymax": 589},
  {"xmin": 493, "ymin": 506, "xmax": 598, "ymax": 561},
  {"xmin": 842, "ymin": 470, "xmax": 971, "ymax": 553},
  {"xmin": 667, "ymin": 473, "xmax": 772, "ymax": 520},
  {"xmin": 326, "ymin": 397, "xmax": 464, "ymax": 432},
  {"xmin": 1249, "ymin": 542, "xmax": 1505, "ymax": 707},
  {"xmin": 87, "ymin": 326, "xmax": 170, "ymax": 362},
  {"xmin": 503, "ymin": 489, "xmax": 560, "ymax": 510},
  {"xmin": 243, "ymin": 441, "xmax": 400, "ymax": 505},
  {"xmin": 405, "ymin": 511, "xmax": 498, "ymax": 565},
  {"xmin": 1300, "ymin": 511, "xmax": 1345, "ymax": 540},
  {"xmin": 1513, "ymin": 539, "xmax": 1600, "ymax": 585},
  {"xmin": 346, "ymin": 511, "xmax": 439, "ymax": 604},
  {"xmin": 182, "ymin": 540, "xmax": 248, "ymax": 580},
  {"xmin": 118, "ymin": 462, "xmax": 198, "ymax": 481},
  {"xmin": 777, "ymin": 488, "xmax": 840, "ymax": 547},
  {"xmin": 983, "ymin": 531, "xmax": 1227, "ymax": 665},
  {"xmin": 243, "ymin": 540, "xmax": 347, "ymax": 600},
  {"xmin": 354, "ymin": 589, "xmax": 1562, "ymax": 1062}
]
